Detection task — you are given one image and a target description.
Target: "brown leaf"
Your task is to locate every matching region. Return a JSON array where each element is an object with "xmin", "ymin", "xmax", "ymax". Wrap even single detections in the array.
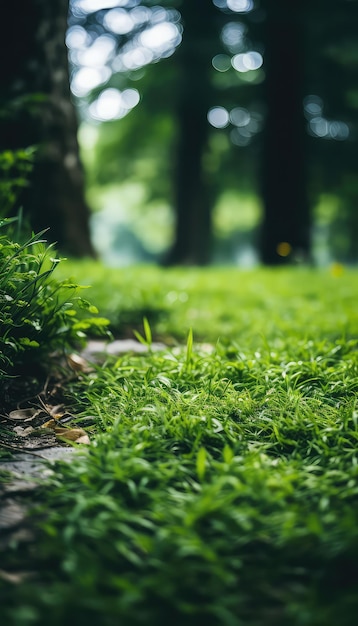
[
  {"xmin": 8, "ymin": 409, "xmax": 42, "ymax": 422},
  {"xmin": 54, "ymin": 426, "xmax": 90, "ymax": 444},
  {"xmin": 46, "ymin": 404, "xmax": 65, "ymax": 418},
  {"xmin": 67, "ymin": 353, "xmax": 92, "ymax": 373},
  {"xmin": 41, "ymin": 419, "xmax": 58, "ymax": 429},
  {"xmin": 74, "ymin": 434, "xmax": 91, "ymax": 445}
]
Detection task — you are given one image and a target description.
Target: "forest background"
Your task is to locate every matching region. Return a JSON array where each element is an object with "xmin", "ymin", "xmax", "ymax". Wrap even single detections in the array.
[{"xmin": 1, "ymin": 0, "xmax": 357, "ymax": 268}]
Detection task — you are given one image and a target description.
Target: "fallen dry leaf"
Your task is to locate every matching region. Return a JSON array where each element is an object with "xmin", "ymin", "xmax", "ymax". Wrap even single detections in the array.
[
  {"xmin": 41, "ymin": 418, "xmax": 58, "ymax": 429},
  {"xmin": 54, "ymin": 426, "xmax": 90, "ymax": 444},
  {"xmin": 13, "ymin": 426, "xmax": 35, "ymax": 437},
  {"xmin": 8, "ymin": 408, "xmax": 43, "ymax": 422},
  {"xmin": 67, "ymin": 353, "xmax": 92, "ymax": 373},
  {"xmin": 73, "ymin": 434, "xmax": 91, "ymax": 445}
]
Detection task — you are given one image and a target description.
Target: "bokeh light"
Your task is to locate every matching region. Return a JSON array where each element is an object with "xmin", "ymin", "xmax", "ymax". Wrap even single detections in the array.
[
  {"xmin": 129, "ymin": 5, "xmax": 152, "ymax": 26},
  {"xmin": 309, "ymin": 117, "xmax": 349, "ymax": 140},
  {"xmin": 103, "ymin": 8, "xmax": 134, "ymax": 34},
  {"xmin": 221, "ymin": 22, "xmax": 246, "ymax": 53},
  {"xmin": 230, "ymin": 107, "xmax": 250, "ymax": 126},
  {"xmin": 71, "ymin": 67, "xmax": 111, "ymax": 96},
  {"xmin": 276, "ymin": 242, "xmax": 292, "ymax": 257},
  {"xmin": 75, "ymin": 0, "xmax": 135, "ymax": 13},
  {"xmin": 230, "ymin": 128, "xmax": 250, "ymax": 146},
  {"xmin": 120, "ymin": 47, "xmax": 154, "ymax": 70},
  {"xmin": 232, "ymin": 51, "xmax": 263, "ymax": 72},
  {"xmin": 226, "ymin": 0, "xmax": 254, "ymax": 13},
  {"xmin": 212, "ymin": 54, "xmax": 232, "ymax": 72},
  {"xmin": 77, "ymin": 35, "xmax": 116, "ymax": 67},
  {"xmin": 139, "ymin": 22, "xmax": 180, "ymax": 52},
  {"xmin": 68, "ymin": 4, "xmax": 182, "ymax": 97},
  {"xmin": 304, "ymin": 94, "xmax": 350, "ymax": 141},
  {"xmin": 207, "ymin": 107, "xmax": 230, "ymax": 128},
  {"xmin": 213, "ymin": 0, "xmax": 254, "ymax": 13},
  {"xmin": 89, "ymin": 87, "xmax": 140, "ymax": 121},
  {"xmin": 330, "ymin": 262, "xmax": 344, "ymax": 277},
  {"xmin": 66, "ymin": 25, "xmax": 90, "ymax": 49},
  {"xmin": 303, "ymin": 94, "xmax": 323, "ymax": 118}
]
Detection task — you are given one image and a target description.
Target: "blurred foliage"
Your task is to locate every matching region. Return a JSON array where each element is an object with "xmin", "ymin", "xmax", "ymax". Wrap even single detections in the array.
[
  {"xmin": 55, "ymin": 260, "xmax": 358, "ymax": 345},
  {"xmin": 0, "ymin": 148, "xmax": 35, "ymax": 217},
  {"xmin": 67, "ymin": 0, "xmax": 358, "ymax": 264}
]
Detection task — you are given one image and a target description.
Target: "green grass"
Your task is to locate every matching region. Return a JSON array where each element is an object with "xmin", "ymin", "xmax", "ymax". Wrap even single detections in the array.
[
  {"xmin": 1, "ymin": 264, "xmax": 358, "ymax": 625},
  {"xmin": 55, "ymin": 261, "xmax": 358, "ymax": 346}
]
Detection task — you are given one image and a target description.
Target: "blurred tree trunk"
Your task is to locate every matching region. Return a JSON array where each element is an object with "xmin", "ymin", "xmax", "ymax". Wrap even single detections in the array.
[
  {"xmin": 259, "ymin": 1, "xmax": 310, "ymax": 265},
  {"xmin": 165, "ymin": 0, "xmax": 217, "ymax": 265},
  {"xmin": 0, "ymin": 0, "xmax": 95, "ymax": 257},
  {"xmin": 344, "ymin": 177, "xmax": 358, "ymax": 262}
]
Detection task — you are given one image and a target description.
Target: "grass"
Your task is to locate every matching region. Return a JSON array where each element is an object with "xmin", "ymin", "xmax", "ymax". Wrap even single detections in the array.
[
  {"xmin": 1, "ymin": 263, "xmax": 358, "ymax": 625},
  {"xmin": 55, "ymin": 261, "xmax": 358, "ymax": 346}
]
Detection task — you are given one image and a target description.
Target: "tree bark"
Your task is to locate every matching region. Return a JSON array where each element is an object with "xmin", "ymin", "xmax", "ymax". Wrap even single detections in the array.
[
  {"xmin": 259, "ymin": 1, "xmax": 310, "ymax": 265},
  {"xmin": 0, "ymin": 0, "xmax": 95, "ymax": 257}
]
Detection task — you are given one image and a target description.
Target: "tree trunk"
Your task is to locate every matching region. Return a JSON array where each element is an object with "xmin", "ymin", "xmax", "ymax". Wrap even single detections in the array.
[
  {"xmin": 259, "ymin": 1, "xmax": 310, "ymax": 265},
  {"xmin": 0, "ymin": 0, "xmax": 95, "ymax": 257},
  {"xmin": 165, "ymin": 0, "xmax": 218, "ymax": 265}
]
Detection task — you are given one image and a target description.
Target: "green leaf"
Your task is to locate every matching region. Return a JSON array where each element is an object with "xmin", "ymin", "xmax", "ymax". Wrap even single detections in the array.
[
  {"xmin": 186, "ymin": 328, "xmax": 193, "ymax": 366},
  {"xmin": 134, "ymin": 318, "xmax": 152, "ymax": 347},
  {"xmin": 143, "ymin": 317, "xmax": 152, "ymax": 346},
  {"xmin": 133, "ymin": 329, "xmax": 148, "ymax": 346},
  {"xmin": 18, "ymin": 337, "xmax": 40, "ymax": 348},
  {"xmin": 196, "ymin": 447, "xmax": 207, "ymax": 481},
  {"xmin": 223, "ymin": 444, "xmax": 234, "ymax": 464}
]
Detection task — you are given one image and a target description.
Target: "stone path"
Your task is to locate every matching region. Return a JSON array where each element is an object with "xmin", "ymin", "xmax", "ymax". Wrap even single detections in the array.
[{"xmin": 0, "ymin": 448, "xmax": 76, "ymax": 533}]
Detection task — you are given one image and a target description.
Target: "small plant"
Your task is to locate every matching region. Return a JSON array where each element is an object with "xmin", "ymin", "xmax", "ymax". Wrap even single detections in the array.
[
  {"xmin": 0, "ymin": 219, "xmax": 109, "ymax": 403},
  {"xmin": 133, "ymin": 316, "xmax": 153, "ymax": 347}
]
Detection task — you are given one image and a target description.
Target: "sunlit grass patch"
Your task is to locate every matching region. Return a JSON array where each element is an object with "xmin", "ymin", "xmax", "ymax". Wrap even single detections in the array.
[
  {"xmin": 56, "ymin": 262, "xmax": 358, "ymax": 346},
  {"xmin": 2, "ymin": 265, "xmax": 358, "ymax": 625}
]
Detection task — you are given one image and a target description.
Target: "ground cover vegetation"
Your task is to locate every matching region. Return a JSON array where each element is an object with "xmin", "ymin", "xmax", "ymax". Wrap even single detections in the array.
[
  {"xmin": 57, "ymin": 260, "xmax": 358, "ymax": 345},
  {"xmin": 1, "ymin": 256, "xmax": 358, "ymax": 625},
  {"xmin": 0, "ymin": 221, "xmax": 108, "ymax": 413}
]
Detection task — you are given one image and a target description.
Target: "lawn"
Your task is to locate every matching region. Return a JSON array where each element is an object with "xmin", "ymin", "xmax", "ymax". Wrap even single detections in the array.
[
  {"xmin": 57, "ymin": 261, "xmax": 358, "ymax": 345},
  {"xmin": 1, "ymin": 262, "xmax": 358, "ymax": 626}
]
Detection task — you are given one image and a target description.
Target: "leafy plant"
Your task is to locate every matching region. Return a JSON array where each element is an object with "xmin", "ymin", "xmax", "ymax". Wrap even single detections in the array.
[{"xmin": 0, "ymin": 219, "xmax": 109, "ymax": 395}]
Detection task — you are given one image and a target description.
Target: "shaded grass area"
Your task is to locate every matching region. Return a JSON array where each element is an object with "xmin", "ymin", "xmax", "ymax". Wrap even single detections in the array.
[{"xmin": 1, "ymin": 265, "xmax": 358, "ymax": 625}]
